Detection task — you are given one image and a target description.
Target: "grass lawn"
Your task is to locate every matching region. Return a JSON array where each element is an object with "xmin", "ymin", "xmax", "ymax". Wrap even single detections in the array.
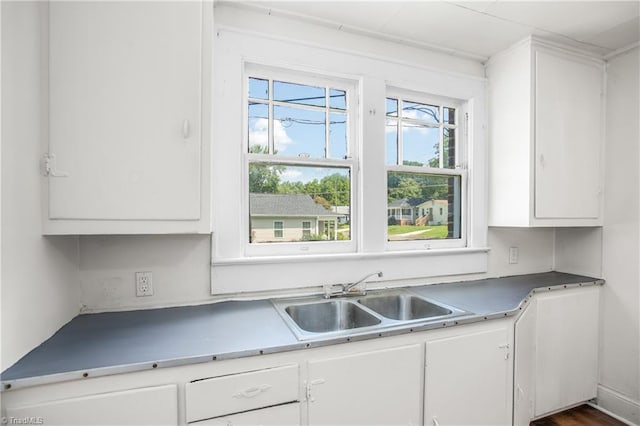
[{"xmin": 387, "ymin": 224, "xmax": 449, "ymax": 239}]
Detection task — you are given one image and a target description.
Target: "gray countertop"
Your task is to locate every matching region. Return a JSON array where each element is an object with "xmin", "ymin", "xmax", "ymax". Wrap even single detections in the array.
[{"xmin": 1, "ymin": 272, "xmax": 602, "ymax": 391}]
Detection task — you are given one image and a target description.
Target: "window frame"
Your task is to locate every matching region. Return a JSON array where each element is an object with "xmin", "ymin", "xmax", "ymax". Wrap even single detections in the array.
[
  {"xmin": 385, "ymin": 88, "xmax": 469, "ymax": 250},
  {"xmin": 243, "ymin": 64, "xmax": 359, "ymax": 257},
  {"xmin": 273, "ymin": 220, "xmax": 284, "ymax": 239}
]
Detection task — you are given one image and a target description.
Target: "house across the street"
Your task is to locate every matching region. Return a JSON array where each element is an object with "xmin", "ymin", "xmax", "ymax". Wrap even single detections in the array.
[
  {"xmin": 388, "ymin": 198, "xmax": 449, "ymax": 226},
  {"xmin": 249, "ymin": 193, "xmax": 343, "ymax": 243}
]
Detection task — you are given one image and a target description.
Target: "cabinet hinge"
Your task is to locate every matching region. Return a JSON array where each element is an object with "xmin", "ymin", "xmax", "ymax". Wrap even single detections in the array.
[
  {"xmin": 305, "ymin": 378, "xmax": 325, "ymax": 402},
  {"xmin": 42, "ymin": 153, "xmax": 69, "ymax": 178}
]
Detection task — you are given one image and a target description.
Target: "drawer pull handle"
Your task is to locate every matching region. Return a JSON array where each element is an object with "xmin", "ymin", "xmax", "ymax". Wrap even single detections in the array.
[{"xmin": 233, "ymin": 384, "xmax": 272, "ymax": 399}]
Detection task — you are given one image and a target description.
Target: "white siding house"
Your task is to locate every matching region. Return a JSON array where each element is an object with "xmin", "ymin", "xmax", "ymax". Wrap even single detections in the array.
[{"xmin": 416, "ymin": 200, "xmax": 449, "ymax": 225}]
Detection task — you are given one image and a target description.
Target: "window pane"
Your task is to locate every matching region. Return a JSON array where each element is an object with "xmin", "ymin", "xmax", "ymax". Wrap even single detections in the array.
[
  {"xmin": 444, "ymin": 107, "xmax": 455, "ymax": 125},
  {"xmin": 329, "ymin": 112, "xmax": 347, "ymax": 159},
  {"xmin": 248, "ymin": 102, "xmax": 269, "ymax": 153},
  {"xmin": 443, "ymin": 128, "xmax": 456, "ymax": 169},
  {"xmin": 386, "ymin": 98, "xmax": 398, "ymax": 116},
  {"xmin": 386, "ymin": 119, "xmax": 398, "ymax": 165},
  {"xmin": 249, "ymin": 78, "xmax": 269, "ymax": 100},
  {"xmin": 274, "ymin": 105, "xmax": 325, "ymax": 158},
  {"xmin": 274, "ymin": 81, "xmax": 325, "ymax": 107},
  {"xmin": 330, "ymin": 89, "xmax": 346, "ymax": 110},
  {"xmin": 387, "ymin": 172, "xmax": 461, "ymax": 241},
  {"xmin": 402, "ymin": 123, "xmax": 439, "ymax": 167},
  {"xmin": 249, "ymin": 164, "xmax": 350, "ymax": 243},
  {"xmin": 402, "ymin": 101, "xmax": 439, "ymax": 123},
  {"xmin": 274, "ymin": 221, "xmax": 283, "ymax": 238}
]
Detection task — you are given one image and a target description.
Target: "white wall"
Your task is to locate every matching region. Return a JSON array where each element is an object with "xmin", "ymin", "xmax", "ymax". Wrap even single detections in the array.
[
  {"xmin": 598, "ymin": 47, "xmax": 640, "ymax": 423},
  {"xmin": 1, "ymin": 2, "xmax": 80, "ymax": 371}
]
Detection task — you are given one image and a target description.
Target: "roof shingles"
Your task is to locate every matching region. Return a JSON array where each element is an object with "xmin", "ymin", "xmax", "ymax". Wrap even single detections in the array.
[{"xmin": 250, "ymin": 193, "xmax": 340, "ymax": 217}]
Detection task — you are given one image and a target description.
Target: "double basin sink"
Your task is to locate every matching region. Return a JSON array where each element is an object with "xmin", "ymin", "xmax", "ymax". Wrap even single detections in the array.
[{"xmin": 272, "ymin": 290, "xmax": 469, "ymax": 340}]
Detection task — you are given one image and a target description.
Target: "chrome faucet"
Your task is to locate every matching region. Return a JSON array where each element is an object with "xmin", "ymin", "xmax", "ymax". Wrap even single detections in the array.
[{"xmin": 324, "ymin": 271, "xmax": 383, "ymax": 298}]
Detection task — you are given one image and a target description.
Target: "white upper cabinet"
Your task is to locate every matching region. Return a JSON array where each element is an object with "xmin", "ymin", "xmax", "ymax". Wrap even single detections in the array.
[
  {"xmin": 487, "ymin": 37, "xmax": 604, "ymax": 227},
  {"xmin": 44, "ymin": 1, "xmax": 212, "ymax": 234}
]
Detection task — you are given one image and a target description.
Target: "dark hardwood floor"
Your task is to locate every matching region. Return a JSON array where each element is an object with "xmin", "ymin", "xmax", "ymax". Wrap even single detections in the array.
[{"xmin": 530, "ymin": 404, "xmax": 626, "ymax": 426}]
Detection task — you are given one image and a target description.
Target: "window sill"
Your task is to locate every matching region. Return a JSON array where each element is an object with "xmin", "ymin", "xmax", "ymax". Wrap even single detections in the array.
[{"xmin": 212, "ymin": 246, "xmax": 490, "ymax": 266}]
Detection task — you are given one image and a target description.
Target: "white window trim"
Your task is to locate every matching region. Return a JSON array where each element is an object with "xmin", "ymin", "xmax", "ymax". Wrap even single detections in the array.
[
  {"xmin": 243, "ymin": 63, "xmax": 359, "ymax": 257},
  {"xmin": 211, "ymin": 28, "xmax": 488, "ymax": 295}
]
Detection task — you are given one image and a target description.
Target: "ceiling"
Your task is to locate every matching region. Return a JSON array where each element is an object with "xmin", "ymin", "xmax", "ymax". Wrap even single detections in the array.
[{"xmin": 235, "ymin": 1, "xmax": 640, "ymax": 60}]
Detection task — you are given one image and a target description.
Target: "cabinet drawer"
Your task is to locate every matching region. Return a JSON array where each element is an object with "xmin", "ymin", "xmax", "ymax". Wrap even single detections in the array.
[
  {"xmin": 191, "ymin": 403, "xmax": 300, "ymax": 425},
  {"xmin": 186, "ymin": 365, "xmax": 299, "ymax": 423}
]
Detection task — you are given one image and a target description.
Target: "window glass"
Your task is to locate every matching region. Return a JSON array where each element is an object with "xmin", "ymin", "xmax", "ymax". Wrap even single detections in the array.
[
  {"xmin": 402, "ymin": 100, "xmax": 439, "ymax": 123},
  {"xmin": 249, "ymin": 77, "xmax": 269, "ymax": 100},
  {"xmin": 248, "ymin": 164, "xmax": 351, "ymax": 243},
  {"xmin": 387, "ymin": 172, "xmax": 461, "ymax": 241},
  {"xmin": 274, "ymin": 81, "xmax": 325, "ymax": 107},
  {"xmin": 273, "ymin": 105, "xmax": 326, "ymax": 157},
  {"xmin": 273, "ymin": 221, "xmax": 284, "ymax": 238},
  {"xmin": 402, "ymin": 124, "xmax": 439, "ymax": 167},
  {"xmin": 248, "ymin": 102, "xmax": 269, "ymax": 153},
  {"xmin": 330, "ymin": 89, "xmax": 346, "ymax": 110},
  {"xmin": 329, "ymin": 112, "xmax": 347, "ymax": 159}
]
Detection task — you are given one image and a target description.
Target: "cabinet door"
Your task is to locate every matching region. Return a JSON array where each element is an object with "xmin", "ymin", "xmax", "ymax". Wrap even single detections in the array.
[
  {"xmin": 513, "ymin": 299, "xmax": 536, "ymax": 426},
  {"xmin": 48, "ymin": 2, "xmax": 202, "ymax": 221},
  {"xmin": 535, "ymin": 287, "xmax": 599, "ymax": 416},
  {"xmin": 425, "ymin": 325, "xmax": 511, "ymax": 426},
  {"xmin": 534, "ymin": 49, "xmax": 602, "ymax": 220},
  {"xmin": 193, "ymin": 403, "xmax": 299, "ymax": 425},
  {"xmin": 5, "ymin": 384, "xmax": 177, "ymax": 426},
  {"xmin": 307, "ymin": 344, "xmax": 423, "ymax": 426}
]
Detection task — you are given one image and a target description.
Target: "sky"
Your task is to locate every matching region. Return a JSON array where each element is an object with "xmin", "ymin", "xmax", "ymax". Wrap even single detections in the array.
[{"xmin": 248, "ymin": 78, "xmax": 455, "ymax": 183}]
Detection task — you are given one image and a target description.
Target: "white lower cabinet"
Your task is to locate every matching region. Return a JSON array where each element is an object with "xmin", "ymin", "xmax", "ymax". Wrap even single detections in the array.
[
  {"xmin": 424, "ymin": 322, "xmax": 512, "ymax": 426},
  {"xmin": 5, "ymin": 384, "xmax": 178, "ymax": 426},
  {"xmin": 306, "ymin": 344, "xmax": 423, "ymax": 426},
  {"xmin": 192, "ymin": 403, "xmax": 300, "ymax": 425},
  {"xmin": 514, "ymin": 286, "xmax": 600, "ymax": 423}
]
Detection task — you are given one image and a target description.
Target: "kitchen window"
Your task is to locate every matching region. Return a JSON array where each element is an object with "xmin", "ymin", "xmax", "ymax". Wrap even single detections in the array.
[
  {"xmin": 245, "ymin": 65, "xmax": 358, "ymax": 256},
  {"xmin": 211, "ymin": 29, "xmax": 487, "ymax": 294},
  {"xmin": 385, "ymin": 90, "xmax": 466, "ymax": 249}
]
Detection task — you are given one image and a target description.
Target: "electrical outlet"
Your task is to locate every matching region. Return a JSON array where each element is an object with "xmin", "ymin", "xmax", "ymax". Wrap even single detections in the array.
[
  {"xmin": 135, "ymin": 271, "xmax": 153, "ymax": 297},
  {"xmin": 509, "ymin": 247, "xmax": 519, "ymax": 264}
]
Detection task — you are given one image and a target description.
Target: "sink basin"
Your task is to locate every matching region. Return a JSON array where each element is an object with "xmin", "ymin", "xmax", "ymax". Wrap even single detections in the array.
[
  {"xmin": 358, "ymin": 294, "xmax": 453, "ymax": 321},
  {"xmin": 284, "ymin": 300, "xmax": 381, "ymax": 333}
]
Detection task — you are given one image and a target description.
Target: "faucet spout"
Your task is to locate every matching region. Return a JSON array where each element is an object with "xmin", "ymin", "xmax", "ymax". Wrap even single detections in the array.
[{"xmin": 341, "ymin": 271, "xmax": 383, "ymax": 295}]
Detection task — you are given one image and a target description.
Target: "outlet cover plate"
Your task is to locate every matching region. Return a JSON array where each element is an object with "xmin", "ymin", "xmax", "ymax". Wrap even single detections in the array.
[{"xmin": 135, "ymin": 271, "xmax": 153, "ymax": 297}]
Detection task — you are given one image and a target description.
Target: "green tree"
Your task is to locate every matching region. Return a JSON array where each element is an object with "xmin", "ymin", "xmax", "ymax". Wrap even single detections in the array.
[
  {"xmin": 318, "ymin": 173, "xmax": 350, "ymax": 205},
  {"xmin": 388, "ymin": 175, "xmax": 421, "ymax": 201},
  {"xmin": 249, "ymin": 163, "xmax": 281, "ymax": 193}
]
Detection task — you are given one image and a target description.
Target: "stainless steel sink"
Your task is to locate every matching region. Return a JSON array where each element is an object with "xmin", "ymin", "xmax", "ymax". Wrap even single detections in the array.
[
  {"xmin": 284, "ymin": 300, "xmax": 381, "ymax": 333},
  {"xmin": 357, "ymin": 293, "xmax": 452, "ymax": 321},
  {"xmin": 272, "ymin": 289, "xmax": 470, "ymax": 340}
]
